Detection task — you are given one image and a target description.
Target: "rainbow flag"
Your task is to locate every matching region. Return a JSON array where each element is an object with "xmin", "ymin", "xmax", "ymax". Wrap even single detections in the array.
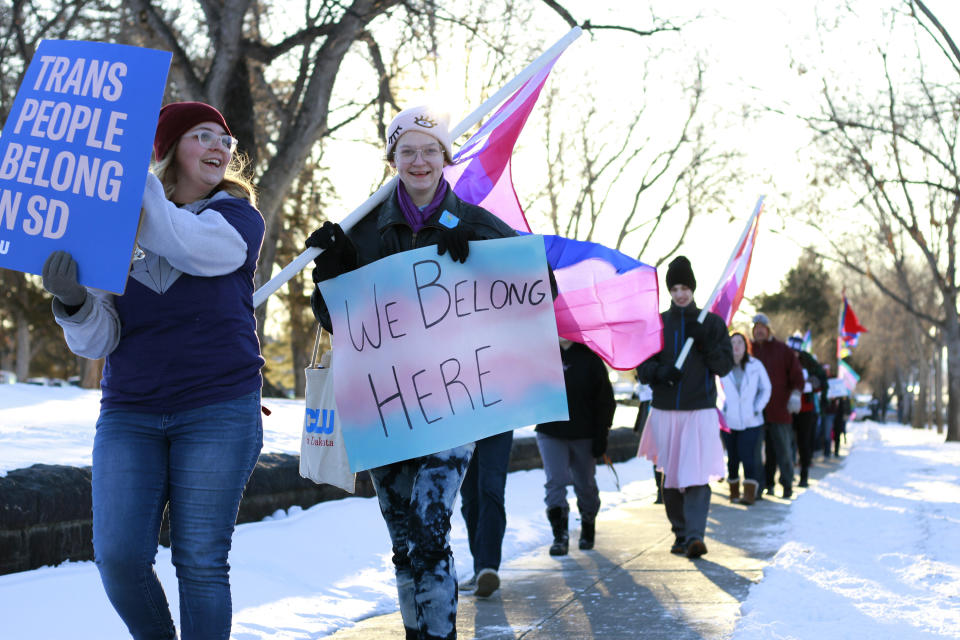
[
  {"xmin": 709, "ymin": 201, "xmax": 763, "ymax": 326},
  {"xmin": 444, "ymin": 57, "xmax": 663, "ymax": 369}
]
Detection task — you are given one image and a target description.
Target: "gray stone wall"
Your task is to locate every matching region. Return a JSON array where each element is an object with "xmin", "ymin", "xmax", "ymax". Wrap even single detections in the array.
[{"xmin": 0, "ymin": 427, "xmax": 640, "ymax": 576}]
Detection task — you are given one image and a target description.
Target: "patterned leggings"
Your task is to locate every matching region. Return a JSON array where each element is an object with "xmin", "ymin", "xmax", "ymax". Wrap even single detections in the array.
[{"xmin": 369, "ymin": 444, "xmax": 474, "ymax": 640}]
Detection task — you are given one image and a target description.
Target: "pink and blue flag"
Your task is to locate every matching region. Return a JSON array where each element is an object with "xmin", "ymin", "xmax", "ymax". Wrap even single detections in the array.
[
  {"xmin": 443, "ymin": 58, "xmax": 557, "ymax": 232},
  {"xmin": 838, "ymin": 359, "xmax": 860, "ymax": 392},
  {"xmin": 444, "ymin": 56, "xmax": 663, "ymax": 369},
  {"xmin": 709, "ymin": 203, "xmax": 763, "ymax": 326},
  {"xmin": 542, "ymin": 235, "xmax": 662, "ymax": 370}
]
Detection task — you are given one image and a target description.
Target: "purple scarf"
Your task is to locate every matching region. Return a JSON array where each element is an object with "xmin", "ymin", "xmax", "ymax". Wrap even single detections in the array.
[{"xmin": 396, "ymin": 179, "xmax": 449, "ymax": 233}]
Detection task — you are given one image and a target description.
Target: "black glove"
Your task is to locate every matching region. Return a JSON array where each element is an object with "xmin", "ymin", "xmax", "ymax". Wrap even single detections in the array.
[
  {"xmin": 306, "ymin": 222, "xmax": 357, "ymax": 283},
  {"xmin": 42, "ymin": 251, "xmax": 86, "ymax": 308},
  {"xmin": 656, "ymin": 364, "xmax": 683, "ymax": 386},
  {"xmin": 380, "ymin": 226, "xmax": 404, "ymax": 258},
  {"xmin": 685, "ymin": 320, "xmax": 706, "ymax": 346},
  {"xmin": 435, "ymin": 224, "xmax": 477, "ymax": 263},
  {"xmin": 591, "ymin": 432, "xmax": 608, "ymax": 458}
]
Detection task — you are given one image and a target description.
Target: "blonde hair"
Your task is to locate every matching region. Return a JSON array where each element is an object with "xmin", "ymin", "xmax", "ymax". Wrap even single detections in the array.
[{"xmin": 152, "ymin": 145, "xmax": 257, "ymax": 207}]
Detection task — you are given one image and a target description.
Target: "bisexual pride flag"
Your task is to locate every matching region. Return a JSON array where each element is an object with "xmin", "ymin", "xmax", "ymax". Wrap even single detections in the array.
[
  {"xmin": 444, "ymin": 56, "xmax": 663, "ymax": 369},
  {"xmin": 709, "ymin": 199, "xmax": 763, "ymax": 326},
  {"xmin": 542, "ymin": 234, "xmax": 661, "ymax": 370}
]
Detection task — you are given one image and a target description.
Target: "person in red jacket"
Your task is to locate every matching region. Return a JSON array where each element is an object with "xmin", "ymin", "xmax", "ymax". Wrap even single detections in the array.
[{"xmin": 750, "ymin": 314, "xmax": 804, "ymax": 499}]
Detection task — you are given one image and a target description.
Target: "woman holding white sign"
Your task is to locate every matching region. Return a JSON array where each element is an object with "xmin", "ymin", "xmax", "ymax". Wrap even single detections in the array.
[
  {"xmin": 43, "ymin": 102, "xmax": 264, "ymax": 640},
  {"xmin": 307, "ymin": 104, "xmax": 516, "ymax": 640}
]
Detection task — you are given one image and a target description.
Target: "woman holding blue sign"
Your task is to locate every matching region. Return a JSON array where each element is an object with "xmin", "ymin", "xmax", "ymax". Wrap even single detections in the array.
[
  {"xmin": 43, "ymin": 101, "xmax": 264, "ymax": 640},
  {"xmin": 307, "ymin": 105, "xmax": 516, "ymax": 640}
]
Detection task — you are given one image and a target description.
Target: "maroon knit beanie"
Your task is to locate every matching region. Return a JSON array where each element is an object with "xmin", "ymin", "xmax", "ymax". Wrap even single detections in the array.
[{"xmin": 154, "ymin": 101, "xmax": 232, "ymax": 161}]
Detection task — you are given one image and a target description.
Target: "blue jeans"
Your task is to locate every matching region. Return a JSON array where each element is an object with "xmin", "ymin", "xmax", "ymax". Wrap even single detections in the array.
[
  {"xmin": 720, "ymin": 426, "xmax": 762, "ymax": 483},
  {"xmin": 460, "ymin": 430, "xmax": 513, "ymax": 574},
  {"xmin": 370, "ymin": 444, "xmax": 474, "ymax": 640},
  {"xmin": 92, "ymin": 390, "xmax": 263, "ymax": 640}
]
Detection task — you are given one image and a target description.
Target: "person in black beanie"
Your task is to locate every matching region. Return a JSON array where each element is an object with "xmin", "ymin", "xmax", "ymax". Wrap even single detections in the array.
[{"xmin": 637, "ymin": 256, "xmax": 733, "ymax": 559}]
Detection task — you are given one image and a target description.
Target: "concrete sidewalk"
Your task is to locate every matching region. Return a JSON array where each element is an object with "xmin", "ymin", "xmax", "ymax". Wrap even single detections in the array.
[{"xmin": 325, "ymin": 454, "xmax": 847, "ymax": 639}]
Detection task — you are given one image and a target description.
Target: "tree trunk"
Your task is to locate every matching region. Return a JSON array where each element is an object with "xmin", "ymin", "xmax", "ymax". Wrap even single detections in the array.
[
  {"xmin": 935, "ymin": 343, "xmax": 944, "ymax": 433},
  {"xmin": 946, "ymin": 332, "xmax": 960, "ymax": 441},
  {"xmin": 15, "ymin": 311, "xmax": 30, "ymax": 381},
  {"xmin": 81, "ymin": 359, "xmax": 103, "ymax": 389},
  {"xmin": 913, "ymin": 373, "xmax": 928, "ymax": 429}
]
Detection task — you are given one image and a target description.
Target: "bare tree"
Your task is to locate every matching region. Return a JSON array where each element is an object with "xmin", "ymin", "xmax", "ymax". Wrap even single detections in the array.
[
  {"xmin": 798, "ymin": 0, "xmax": 960, "ymax": 440},
  {"xmin": 531, "ymin": 57, "xmax": 742, "ymax": 267}
]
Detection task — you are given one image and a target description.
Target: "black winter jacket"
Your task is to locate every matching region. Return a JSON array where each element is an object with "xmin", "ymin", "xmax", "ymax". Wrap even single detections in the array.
[
  {"xmin": 311, "ymin": 184, "xmax": 517, "ymax": 330},
  {"xmin": 536, "ymin": 342, "xmax": 616, "ymax": 440},
  {"xmin": 637, "ymin": 302, "xmax": 733, "ymax": 411}
]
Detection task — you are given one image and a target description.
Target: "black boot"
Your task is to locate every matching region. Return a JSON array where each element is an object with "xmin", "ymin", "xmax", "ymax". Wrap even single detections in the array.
[
  {"xmin": 579, "ymin": 520, "xmax": 595, "ymax": 550},
  {"xmin": 547, "ymin": 507, "xmax": 569, "ymax": 556},
  {"xmin": 798, "ymin": 468, "xmax": 809, "ymax": 488}
]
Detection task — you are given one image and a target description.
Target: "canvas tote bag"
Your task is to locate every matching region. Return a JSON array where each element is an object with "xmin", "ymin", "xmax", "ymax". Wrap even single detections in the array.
[{"xmin": 299, "ymin": 326, "xmax": 355, "ymax": 492}]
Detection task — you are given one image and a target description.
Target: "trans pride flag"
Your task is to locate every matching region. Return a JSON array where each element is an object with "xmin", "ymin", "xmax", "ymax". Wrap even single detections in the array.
[
  {"xmin": 709, "ymin": 200, "xmax": 763, "ymax": 326},
  {"xmin": 837, "ymin": 359, "xmax": 860, "ymax": 392},
  {"xmin": 444, "ymin": 56, "xmax": 662, "ymax": 369}
]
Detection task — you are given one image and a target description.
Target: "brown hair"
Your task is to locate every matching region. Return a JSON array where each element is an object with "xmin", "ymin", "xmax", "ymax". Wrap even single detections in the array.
[
  {"xmin": 152, "ymin": 145, "xmax": 257, "ymax": 207},
  {"xmin": 730, "ymin": 331, "xmax": 751, "ymax": 364}
]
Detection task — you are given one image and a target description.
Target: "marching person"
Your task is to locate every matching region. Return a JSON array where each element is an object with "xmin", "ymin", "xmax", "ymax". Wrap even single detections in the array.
[
  {"xmin": 787, "ymin": 335, "xmax": 827, "ymax": 488},
  {"xmin": 458, "ymin": 429, "xmax": 514, "ymax": 598},
  {"xmin": 637, "ymin": 256, "xmax": 733, "ymax": 559},
  {"xmin": 750, "ymin": 313, "xmax": 804, "ymax": 499},
  {"xmin": 307, "ymin": 104, "xmax": 516, "ymax": 640},
  {"xmin": 719, "ymin": 331, "xmax": 771, "ymax": 505},
  {"xmin": 44, "ymin": 102, "xmax": 265, "ymax": 639},
  {"xmin": 536, "ymin": 338, "xmax": 616, "ymax": 556}
]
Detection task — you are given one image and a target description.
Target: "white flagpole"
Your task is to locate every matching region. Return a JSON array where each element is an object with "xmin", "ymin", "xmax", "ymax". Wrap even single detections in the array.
[
  {"xmin": 674, "ymin": 195, "xmax": 765, "ymax": 369},
  {"xmin": 252, "ymin": 26, "xmax": 583, "ymax": 309}
]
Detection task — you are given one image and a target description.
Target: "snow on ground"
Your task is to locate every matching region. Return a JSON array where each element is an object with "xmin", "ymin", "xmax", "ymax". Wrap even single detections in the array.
[
  {"xmin": 731, "ymin": 422, "xmax": 960, "ymax": 640},
  {"xmin": 1, "ymin": 384, "xmax": 959, "ymax": 638}
]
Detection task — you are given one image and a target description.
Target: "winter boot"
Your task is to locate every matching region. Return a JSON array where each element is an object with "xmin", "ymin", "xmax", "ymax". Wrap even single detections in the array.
[
  {"xmin": 741, "ymin": 479, "xmax": 758, "ymax": 505},
  {"xmin": 654, "ymin": 468, "xmax": 664, "ymax": 504},
  {"xmin": 798, "ymin": 468, "xmax": 809, "ymax": 488},
  {"xmin": 579, "ymin": 520, "xmax": 595, "ymax": 550},
  {"xmin": 546, "ymin": 507, "xmax": 569, "ymax": 556},
  {"xmin": 685, "ymin": 538, "xmax": 708, "ymax": 559},
  {"xmin": 728, "ymin": 480, "xmax": 740, "ymax": 502}
]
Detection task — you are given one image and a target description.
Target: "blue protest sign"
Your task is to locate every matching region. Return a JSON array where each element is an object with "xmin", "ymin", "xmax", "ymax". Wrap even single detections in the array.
[
  {"xmin": 0, "ymin": 40, "xmax": 171, "ymax": 293},
  {"xmin": 318, "ymin": 235, "xmax": 569, "ymax": 472}
]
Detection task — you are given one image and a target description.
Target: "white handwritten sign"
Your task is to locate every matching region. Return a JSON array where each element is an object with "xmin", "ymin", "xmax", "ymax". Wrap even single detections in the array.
[{"xmin": 318, "ymin": 235, "xmax": 569, "ymax": 471}]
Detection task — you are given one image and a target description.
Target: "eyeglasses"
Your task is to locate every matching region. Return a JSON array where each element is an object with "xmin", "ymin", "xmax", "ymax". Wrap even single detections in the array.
[
  {"xmin": 186, "ymin": 130, "xmax": 238, "ymax": 153},
  {"xmin": 396, "ymin": 145, "xmax": 442, "ymax": 162}
]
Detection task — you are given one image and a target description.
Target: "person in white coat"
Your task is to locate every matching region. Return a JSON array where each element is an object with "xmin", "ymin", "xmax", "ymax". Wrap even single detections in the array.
[{"xmin": 719, "ymin": 332, "xmax": 771, "ymax": 505}]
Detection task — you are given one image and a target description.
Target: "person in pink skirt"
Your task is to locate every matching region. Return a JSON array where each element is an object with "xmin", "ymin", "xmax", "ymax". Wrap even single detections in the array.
[{"xmin": 637, "ymin": 256, "xmax": 733, "ymax": 558}]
